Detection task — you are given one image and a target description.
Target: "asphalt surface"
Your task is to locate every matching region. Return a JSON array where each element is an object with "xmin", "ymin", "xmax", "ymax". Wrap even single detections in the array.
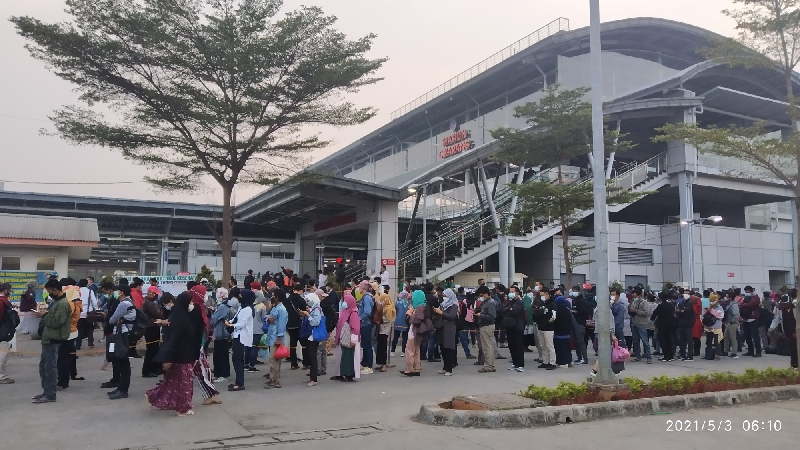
[{"xmin": 1, "ymin": 333, "xmax": 798, "ymax": 449}]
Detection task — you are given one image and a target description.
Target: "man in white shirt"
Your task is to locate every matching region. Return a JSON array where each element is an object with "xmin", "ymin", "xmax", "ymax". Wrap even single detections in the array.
[
  {"xmin": 318, "ymin": 270, "xmax": 326, "ymax": 290},
  {"xmin": 76, "ymin": 278, "xmax": 98, "ymax": 350},
  {"xmin": 380, "ymin": 265, "xmax": 389, "ymax": 286}
]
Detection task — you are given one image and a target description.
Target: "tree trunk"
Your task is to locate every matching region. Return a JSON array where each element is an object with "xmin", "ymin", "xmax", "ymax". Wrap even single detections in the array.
[
  {"xmin": 220, "ymin": 183, "xmax": 234, "ymax": 288},
  {"xmin": 561, "ymin": 221, "xmax": 571, "ymax": 289}
]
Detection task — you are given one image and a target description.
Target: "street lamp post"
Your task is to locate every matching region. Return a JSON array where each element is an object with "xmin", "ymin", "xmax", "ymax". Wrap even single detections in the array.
[
  {"xmin": 408, "ymin": 176, "xmax": 444, "ymax": 282},
  {"xmin": 680, "ymin": 216, "xmax": 723, "ymax": 290}
]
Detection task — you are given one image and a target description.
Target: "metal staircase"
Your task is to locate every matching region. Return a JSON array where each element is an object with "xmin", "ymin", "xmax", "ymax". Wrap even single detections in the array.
[{"xmin": 399, "ymin": 152, "xmax": 669, "ymax": 281}]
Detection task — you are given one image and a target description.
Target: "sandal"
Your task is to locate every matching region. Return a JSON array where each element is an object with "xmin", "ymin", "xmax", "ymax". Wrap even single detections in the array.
[
  {"xmin": 202, "ymin": 397, "xmax": 222, "ymax": 405},
  {"xmin": 227, "ymin": 385, "xmax": 245, "ymax": 391}
]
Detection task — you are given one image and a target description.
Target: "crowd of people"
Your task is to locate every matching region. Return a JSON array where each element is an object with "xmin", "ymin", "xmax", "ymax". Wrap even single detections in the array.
[{"xmin": 0, "ymin": 271, "xmax": 797, "ymax": 415}]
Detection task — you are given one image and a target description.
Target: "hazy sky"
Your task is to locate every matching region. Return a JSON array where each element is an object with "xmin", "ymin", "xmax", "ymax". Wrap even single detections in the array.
[{"xmin": 0, "ymin": 0, "xmax": 737, "ymax": 206}]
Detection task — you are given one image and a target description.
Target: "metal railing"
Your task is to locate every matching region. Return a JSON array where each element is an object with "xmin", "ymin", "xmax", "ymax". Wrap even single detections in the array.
[
  {"xmin": 400, "ymin": 152, "xmax": 669, "ymax": 277},
  {"xmin": 389, "ymin": 18, "xmax": 570, "ymax": 121}
]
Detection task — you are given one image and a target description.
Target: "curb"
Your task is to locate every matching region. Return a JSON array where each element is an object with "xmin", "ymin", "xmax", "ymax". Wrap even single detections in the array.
[{"xmin": 418, "ymin": 384, "xmax": 800, "ymax": 428}]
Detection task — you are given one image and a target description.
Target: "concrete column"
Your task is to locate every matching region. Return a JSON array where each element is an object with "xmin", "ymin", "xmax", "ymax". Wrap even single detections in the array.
[
  {"xmin": 294, "ymin": 232, "xmax": 316, "ymax": 279},
  {"xmin": 367, "ymin": 200, "xmax": 399, "ymax": 289},
  {"xmin": 793, "ymin": 205, "xmax": 799, "ymax": 287},
  {"xmin": 678, "ymin": 171, "xmax": 694, "ymax": 286}
]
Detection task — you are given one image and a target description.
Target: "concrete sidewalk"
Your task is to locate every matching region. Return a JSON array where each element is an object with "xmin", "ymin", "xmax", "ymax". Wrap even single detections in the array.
[{"xmin": 1, "ymin": 334, "xmax": 797, "ymax": 449}]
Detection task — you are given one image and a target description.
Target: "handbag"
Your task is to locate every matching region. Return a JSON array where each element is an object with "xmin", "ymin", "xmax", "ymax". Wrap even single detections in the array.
[
  {"xmin": 85, "ymin": 291, "xmax": 105, "ymax": 323},
  {"xmin": 273, "ymin": 344, "xmax": 290, "ymax": 359},
  {"xmin": 340, "ymin": 321, "xmax": 354, "ymax": 348},
  {"xmin": 611, "ymin": 340, "xmax": 631, "ymax": 363},
  {"xmin": 300, "ymin": 316, "xmax": 312, "ymax": 339},
  {"xmin": 312, "ymin": 314, "xmax": 328, "ymax": 341},
  {"xmin": 111, "ymin": 324, "xmax": 130, "ymax": 360}
]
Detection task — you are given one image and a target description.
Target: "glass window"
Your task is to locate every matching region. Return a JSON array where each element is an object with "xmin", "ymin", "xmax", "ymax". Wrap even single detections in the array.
[
  {"xmin": 1, "ymin": 256, "xmax": 21, "ymax": 271},
  {"xmin": 36, "ymin": 257, "xmax": 56, "ymax": 271}
]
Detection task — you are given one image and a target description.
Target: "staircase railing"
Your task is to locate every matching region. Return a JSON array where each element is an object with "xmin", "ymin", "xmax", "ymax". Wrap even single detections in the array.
[{"xmin": 400, "ymin": 152, "xmax": 668, "ymax": 278}]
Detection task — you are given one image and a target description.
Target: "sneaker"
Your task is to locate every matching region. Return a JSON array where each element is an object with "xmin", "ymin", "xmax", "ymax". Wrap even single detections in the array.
[
  {"xmin": 437, "ymin": 370, "xmax": 447, "ymax": 374},
  {"xmin": 390, "ymin": 352, "xmax": 395, "ymax": 357},
  {"xmin": 589, "ymin": 370, "xmax": 597, "ymax": 377},
  {"xmin": 246, "ymin": 366, "xmax": 260, "ymax": 373},
  {"xmin": 730, "ymin": 354, "xmax": 739, "ymax": 359},
  {"xmin": 575, "ymin": 359, "xmax": 588, "ymax": 365},
  {"xmin": 108, "ymin": 391, "xmax": 128, "ymax": 400},
  {"xmin": 360, "ymin": 367, "xmax": 373, "ymax": 375},
  {"xmin": 537, "ymin": 363, "xmax": 547, "ymax": 368},
  {"xmin": 508, "ymin": 365, "xmax": 517, "ymax": 370},
  {"xmin": 515, "ymin": 367, "xmax": 525, "ymax": 372},
  {"xmin": 101, "ymin": 381, "xmax": 119, "ymax": 389},
  {"xmin": 443, "ymin": 372, "xmax": 452, "ymax": 376},
  {"xmin": 466, "ymin": 355, "xmax": 477, "ymax": 359},
  {"xmin": 213, "ymin": 377, "xmax": 228, "ymax": 383},
  {"xmin": 574, "ymin": 359, "xmax": 583, "ymax": 364},
  {"xmin": 753, "ymin": 354, "xmax": 762, "ymax": 358},
  {"xmin": 646, "ymin": 359, "xmax": 652, "ymax": 364},
  {"xmin": 478, "ymin": 367, "xmax": 496, "ymax": 373},
  {"xmin": 546, "ymin": 365, "xmax": 557, "ymax": 370},
  {"xmin": 400, "ymin": 352, "xmax": 405, "ymax": 357},
  {"xmin": 496, "ymin": 355, "xmax": 507, "ymax": 360},
  {"xmin": 558, "ymin": 364, "xmax": 569, "ymax": 369}
]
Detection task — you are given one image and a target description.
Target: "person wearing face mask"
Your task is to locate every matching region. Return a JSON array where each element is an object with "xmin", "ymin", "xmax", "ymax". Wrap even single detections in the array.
[
  {"xmin": 739, "ymin": 286, "xmax": 762, "ymax": 357},
  {"xmin": 534, "ymin": 290, "xmax": 557, "ymax": 370},
  {"xmin": 522, "ymin": 286, "xmax": 536, "ymax": 354},
  {"xmin": 501, "ymin": 285, "xmax": 526, "ymax": 372},
  {"xmin": 628, "ymin": 287, "xmax": 652, "ymax": 364},
  {"xmin": 610, "ymin": 289, "xmax": 626, "ymax": 343},
  {"xmin": 769, "ymin": 294, "xmax": 798, "ymax": 368},
  {"xmin": 675, "ymin": 290, "xmax": 696, "ymax": 361},
  {"xmin": 104, "ymin": 285, "xmax": 137, "ymax": 400},
  {"xmin": 32, "ymin": 279, "xmax": 72, "ymax": 404},
  {"xmin": 570, "ymin": 286, "xmax": 591, "ymax": 365},
  {"xmin": 474, "ymin": 286, "xmax": 497, "ymax": 373},
  {"xmin": 141, "ymin": 286, "xmax": 165, "ymax": 378},
  {"xmin": 210, "ymin": 291, "xmax": 233, "ymax": 383}
]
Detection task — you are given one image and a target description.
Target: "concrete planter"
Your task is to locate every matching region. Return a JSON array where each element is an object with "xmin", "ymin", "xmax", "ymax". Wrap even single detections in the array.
[{"xmin": 418, "ymin": 385, "xmax": 800, "ymax": 428}]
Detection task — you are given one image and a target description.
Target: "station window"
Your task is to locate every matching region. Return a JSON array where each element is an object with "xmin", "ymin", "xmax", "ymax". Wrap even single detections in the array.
[
  {"xmin": 1, "ymin": 256, "xmax": 21, "ymax": 271},
  {"xmin": 36, "ymin": 257, "xmax": 56, "ymax": 271},
  {"xmin": 617, "ymin": 248, "xmax": 653, "ymax": 266}
]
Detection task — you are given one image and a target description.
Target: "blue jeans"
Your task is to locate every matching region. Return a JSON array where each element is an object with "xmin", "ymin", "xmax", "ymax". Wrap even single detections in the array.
[
  {"xmin": 631, "ymin": 324, "xmax": 651, "ymax": 359},
  {"xmin": 391, "ymin": 329, "xmax": 408, "ymax": 353},
  {"xmin": 360, "ymin": 323, "xmax": 373, "ymax": 368},
  {"xmin": 458, "ymin": 331, "xmax": 473, "ymax": 357}
]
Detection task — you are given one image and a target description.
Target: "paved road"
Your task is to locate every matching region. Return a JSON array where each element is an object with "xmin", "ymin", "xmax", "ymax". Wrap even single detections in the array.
[{"xmin": 1, "ymin": 335, "xmax": 798, "ymax": 449}]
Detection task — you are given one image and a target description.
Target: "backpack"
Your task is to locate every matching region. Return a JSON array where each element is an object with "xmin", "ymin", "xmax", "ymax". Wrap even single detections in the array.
[
  {"xmin": 371, "ymin": 301, "xmax": 384, "ymax": 325},
  {"xmin": 322, "ymin": 302, "xmax": 337, "ymax": 333},
  {"xmin": 125, "ymin": 305, "xmax": 150, "ymax": 336},
  {"xmin": 0, "ymin": 303, "xmax": 20, "ymax": 342},
  {"xmin": 701, "ymin": 310, "xmax": 716, "ymax": 327}
]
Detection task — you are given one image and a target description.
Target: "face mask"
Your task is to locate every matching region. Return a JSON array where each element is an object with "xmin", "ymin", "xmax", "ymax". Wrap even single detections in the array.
[
  {"xmin": 683, "ymin": 294, "xmax": 690, "ymax": 300},
  {"xmin": 570, "ymin": 292, "xmax": 578, "ymax": 298},
  {"xmin": 745, "ymin": 293, "xmax": 752, "ymax": 297},
  {"xmin": 164, "ymin": 305, "xmax": 172, "ymax": 311},
  {"xmin": 188, "ymin": 303, "xmax": 195, "ymax": 312},
  {"xmin": 508, "ymin": 292, "xmax": 516, "ymax": 299},
  {"xmin": 540, "ymin": 295, "xmax": 546, "ymax": 301},
  {"xmin": 113, "ymin": 291, "xmax": 120, "ymax": 300},
  {"xmin": 534, "ymin": 286, "xmax": 540, "ymax": 292},
  {"xmin": 610, "ymin": 295, "xmax": 616, "ymax": 301},
  {"xmin": 306, "ymin": 300, "xmax": 314, "ymax": 308}
]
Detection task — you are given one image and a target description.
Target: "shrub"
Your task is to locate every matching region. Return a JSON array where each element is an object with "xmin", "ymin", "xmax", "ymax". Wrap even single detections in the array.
[{"xmin": 520, "ymin": 367, "xmax": 800, "ymax": 404}]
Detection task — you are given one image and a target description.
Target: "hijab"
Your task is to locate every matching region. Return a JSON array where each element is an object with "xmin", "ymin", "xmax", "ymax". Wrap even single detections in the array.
[
  {"xmin": 554, "ymin": 295, "xmax": 571, "ymax": 311},
  {"xmin": 411, "ymin": 290, "xmax": 426, "ymax": 309},
  {"xmin": 377, "ymin": 291, "xmax": 396, "ymax": 322},
  {"xmin": 154, "ymin": 292, "xmax": 196, "ymax": 364},
  {"xmin": 189, "ymin": 285, "xmax": 210, "ymax": 330},
  {"xmin": 336, "ymin": 294, "xmax": 361, "ymax": 342},
  {"xmin": 306, "ymin": 292, "xmax": 321, "ymax": 308},
  {"xmin": 441, "ymin": 288, "xmax": 458, "ymax": 310},
  {"xmin": 239, "ymin": 289, "xmax": 256, "ymax": 317}
]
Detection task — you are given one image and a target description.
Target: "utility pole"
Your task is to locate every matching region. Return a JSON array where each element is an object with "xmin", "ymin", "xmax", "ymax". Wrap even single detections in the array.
[{"xmin": 589, "ymin": 0, "xmax": 614, "ymax": 384}]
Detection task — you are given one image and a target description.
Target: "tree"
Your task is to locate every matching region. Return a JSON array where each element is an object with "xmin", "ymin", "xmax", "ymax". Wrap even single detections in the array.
[
  {"xmin": 11, "ymin": 0, "xmax": 386, "ymax": 283},
  {"xmin": 491, "ymin": 85, "xmax": 643, "ymax": 287},
  {"xmin": 653, "ymin": 0, "xmax": 800, "ymax": 359}
]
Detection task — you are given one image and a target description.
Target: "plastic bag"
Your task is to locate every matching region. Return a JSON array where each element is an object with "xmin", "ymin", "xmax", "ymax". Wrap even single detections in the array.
[
  {"xmin": 274, "ymin": 344, "xmax": 290, "ymax": 359},
  {"xmin": 611, "ymin": 340, "xmax": 630, "ymax": 363}
]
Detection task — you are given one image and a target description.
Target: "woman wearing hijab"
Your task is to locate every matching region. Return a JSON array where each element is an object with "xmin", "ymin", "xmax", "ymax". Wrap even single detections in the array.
[
  {"xmin": 264, "ymin": 289, "xmax": 288, "ymax": 389},
  {"xmin": 553, "ymin": 295, "xmax": 574, "ymax": 368},
  {"xmin": 375, "ymin": 285, "xmax": 396, "ymax": 372},
  {"xmin": 228, "ymin": 289, "xmax": 254, "ymax": 391},
  {"xmin": 300, "ymin": 292, "xmax": 323, "ymax": 386},
  {"xmin": 401, "ymin": 287, "xmax": 427, "ymax": 377},
  {"xmin": 331, "ymin": 294, "xmax": 361, "ymax": 382},
  {"xmin": 189, "ymin": 285, "xmax": 221, "ymax": 403},
  {"xmin": 146, "ymin": 292, "xmax": 197, "ymax": 416},
  {"xmin": 433, "ymin": 288, "xmax": 459, "ymax": 376}
]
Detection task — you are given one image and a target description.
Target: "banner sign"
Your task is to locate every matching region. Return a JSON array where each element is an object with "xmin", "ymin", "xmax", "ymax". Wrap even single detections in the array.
[{"xmin": 0, "ymin": 271, "xmax": 52, "ymax": 303}]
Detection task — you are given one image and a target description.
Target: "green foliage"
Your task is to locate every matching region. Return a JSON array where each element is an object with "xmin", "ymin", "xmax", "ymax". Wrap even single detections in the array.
[
  {"xmin": 662, "ymin": 281, "xmax": 675, "ymax": 291},
  {"xmin": 521, "ymin": 367, "xmax": 800, "ymax": 403},
  {"xmin": 568, "ymin": 243, "xmax": 594, "ymax": 269},
  {"xmin": 653, "ymin": 122, "xmax": 796, "ymax": 186},
  {"xmin": 609, "ymin": 280, "xmax": 624, "ymax": 293},
  {"xmin": 520, "ymin": 381, "xmax": 588, "ymax": 404},
  {"xmin": 622, "ymin": 376, "xmax": 645, "ymax": 393},
  {"xmin": 99, "ymin": 275, "xmax": 115, "ymax": 286},
  {"xmin": 195, "ymin": 265, "xmax": 216, "ymax": 287}
]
